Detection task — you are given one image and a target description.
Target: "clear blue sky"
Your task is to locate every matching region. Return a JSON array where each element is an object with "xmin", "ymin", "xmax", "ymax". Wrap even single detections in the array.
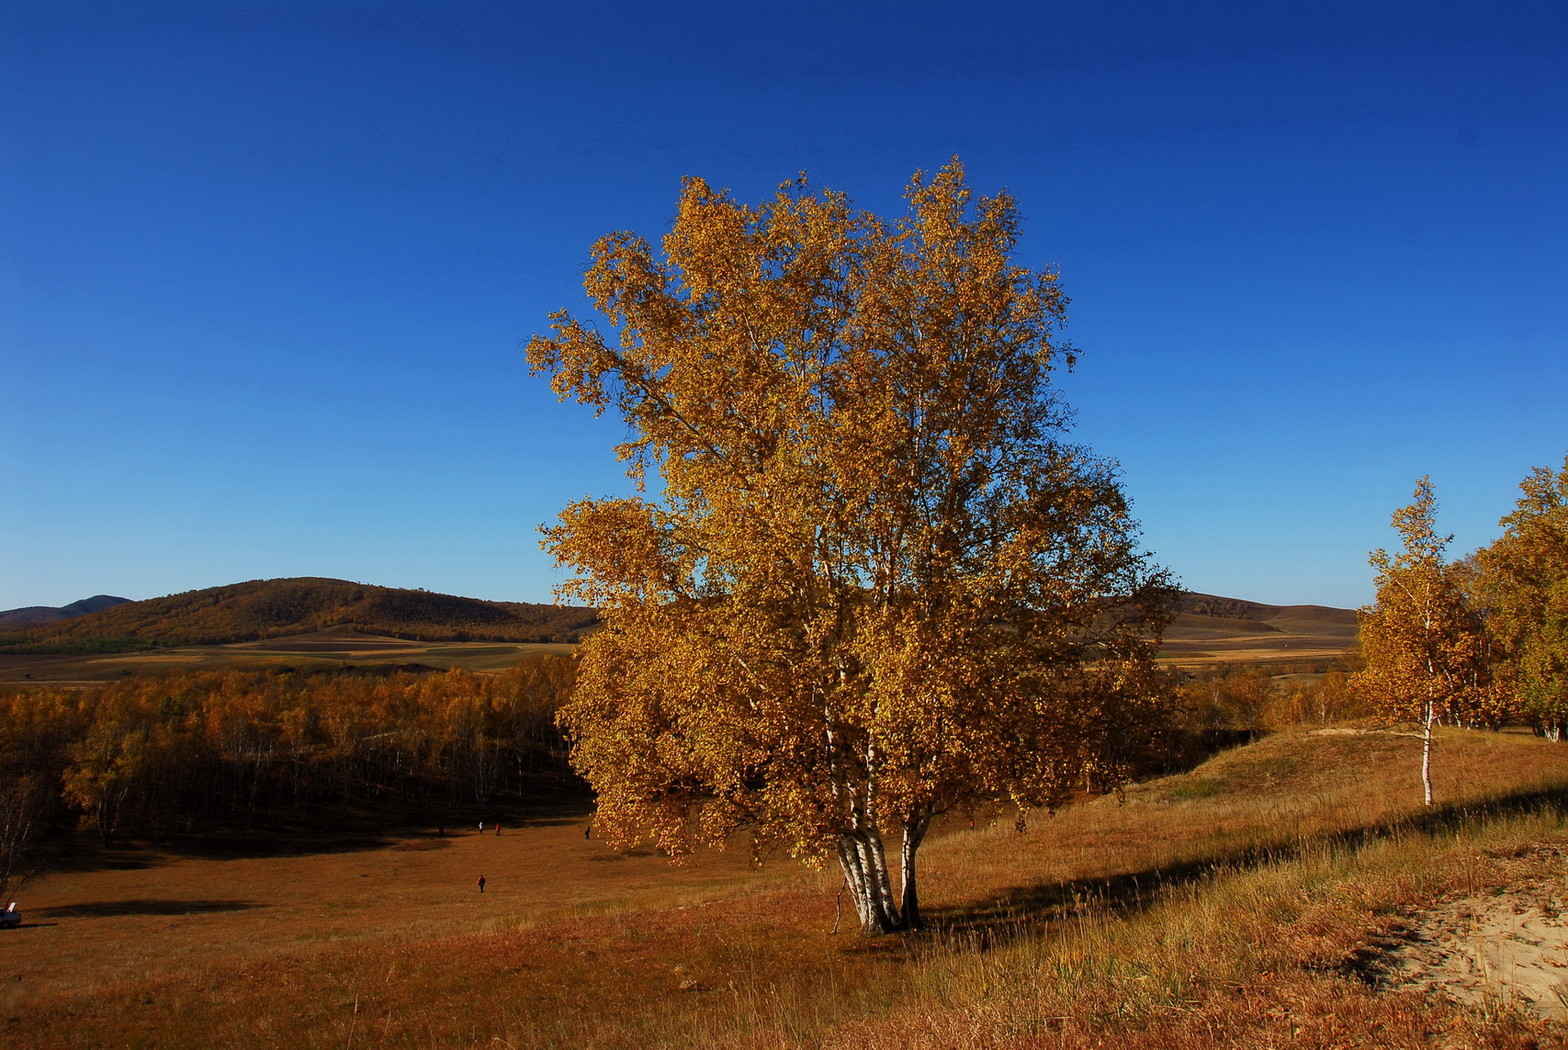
[{"xmin": 5, "ymin": 1, "xmax": 1565, "ymax": 612}]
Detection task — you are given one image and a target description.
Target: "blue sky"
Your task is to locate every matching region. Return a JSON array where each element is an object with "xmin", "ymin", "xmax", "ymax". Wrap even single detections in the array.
[{"xmin": 4, "ymin": 1, "xmax": 1565, "ymax": 611}]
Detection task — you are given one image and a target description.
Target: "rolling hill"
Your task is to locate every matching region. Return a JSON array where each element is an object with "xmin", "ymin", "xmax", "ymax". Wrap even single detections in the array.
[
  {"xmin": 0, "ymin": 579, "xmax": 1358, "ymax": 665},
  {"xmin": 0, "ymin": 578, "xmax": 598, "ymax": 651},
  {"xmin": 1176, "ymin": 591, "xmax": 1358, "ymax": 632},
  {"xmin": 1162, "ymin": 591, "xmax": 1359, "ymax": 665},
  {"xmin": 0, "ymin": 594, "xmax": 132, "ymax": 628}
]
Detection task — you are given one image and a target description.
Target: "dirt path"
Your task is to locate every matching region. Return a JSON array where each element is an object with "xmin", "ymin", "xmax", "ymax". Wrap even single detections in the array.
[{"xmin": 1376, "ymin": 858, "xmax": 1568, "ymax": 1019}]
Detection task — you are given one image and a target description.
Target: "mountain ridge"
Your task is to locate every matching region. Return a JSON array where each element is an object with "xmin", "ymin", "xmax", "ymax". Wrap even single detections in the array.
[
  {"xmin": 0, "ymin": 594, "xmax": 132, "ymax": 628},
  {"xmin": 0, "ymin": 578, "xmax": 596, "ymax": 652},
  {"xmin": 0, "ymin": 578, "xmax": 1356, "ymax": 655}
]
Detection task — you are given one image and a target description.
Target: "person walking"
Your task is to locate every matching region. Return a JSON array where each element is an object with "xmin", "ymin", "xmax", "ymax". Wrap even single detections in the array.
[{"xmin": 477, "ymin": 874, "xmax": 486, "ymax": 894}]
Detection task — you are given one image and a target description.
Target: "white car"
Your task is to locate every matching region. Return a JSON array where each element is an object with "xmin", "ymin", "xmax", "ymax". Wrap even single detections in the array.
[{"xmin": 0, "ymin": 903, "xmax": 19, "ymax": 929}]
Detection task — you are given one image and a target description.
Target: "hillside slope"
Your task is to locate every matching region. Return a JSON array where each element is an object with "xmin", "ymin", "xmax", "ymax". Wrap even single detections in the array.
[
  {"xmin": 1163, "ymin": 591, "xmax": 1358, "ymax": 664},
  {"xmin": 0, "ymin": 578, "xmax": 597, "ymax": 651},
  {"xmin": 0, "ymin": 594, "xmax": 131, "ymax": 628},
  {"xmin": 12, "ymin": 725, "xmax": 1566, "ymax": 1050},
  {"xmin": 0, "ymin": 581, "xmax": 1354, "ymax": 659}
]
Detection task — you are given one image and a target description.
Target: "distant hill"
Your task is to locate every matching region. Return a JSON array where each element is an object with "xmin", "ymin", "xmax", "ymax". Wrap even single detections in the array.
[
  {"xmin": 0, "ymin": 594, "xmax": 132, "ymax": 628},
  {"xmin": 1174, "ymin": 592, "xmax": 1358, "ymax": 635},
  {"xmin": 0, "ymin": 578, "xmax": 598, "ymax": 652},
  {"xmin": 0, "ymin": 580, "xmax": 1355, "ymax": 659},
  {"xmin": 1160, "ymin": 591, "xmax": 1358, "ymax": 667}
]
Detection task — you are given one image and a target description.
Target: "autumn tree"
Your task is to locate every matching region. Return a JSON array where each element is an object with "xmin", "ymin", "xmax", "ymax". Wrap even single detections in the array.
[
  {"xmin": 527, "ymin": 161, "xmax": 1175, "ymax": 934},
  {"xmin": 1476, "ymin": 456, "xmax": 1568, "ymax": 739},
  {"xmin": 1352, "ymin": 478, "xmax": 1490, "ymax": 805}
]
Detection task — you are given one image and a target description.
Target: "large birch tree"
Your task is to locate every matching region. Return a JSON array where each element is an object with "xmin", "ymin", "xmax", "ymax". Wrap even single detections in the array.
[{"xmin": 527, "ymin": 161, "xmax": 1175, "ymax": 934}]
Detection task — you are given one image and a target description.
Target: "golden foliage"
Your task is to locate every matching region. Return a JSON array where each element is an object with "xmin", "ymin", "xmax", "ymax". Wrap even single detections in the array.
[
  {"xmin": 528, "ymin": 160, "xmax": 1175, "ymax": 931},
  {"xmin": 0, "ymin": 658, "xmax": 577, "ymax": 846},
  {"xmin": 1353, "ymin": 479, "xmax": 1495, "ymax": 726},
  {"xmin": 1474, "ymin": 455, "xmax": 1568, "ymax": 735}
]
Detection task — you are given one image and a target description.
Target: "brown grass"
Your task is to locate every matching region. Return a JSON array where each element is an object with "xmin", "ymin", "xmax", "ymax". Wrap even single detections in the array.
[
  {"xmin": 7, "ymin": 728, "xmax": 1568, "ymax": 1048},
  {"xmin": 0, "ymin": 632, "xmax": 575, "ymax": 685},
  {"xmin": 3, "ymin": 592, "xmax": 1361, "ymax": 686}
]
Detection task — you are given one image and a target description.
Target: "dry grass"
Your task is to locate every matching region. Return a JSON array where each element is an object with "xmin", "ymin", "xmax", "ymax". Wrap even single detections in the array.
[
  {"xmin": 1158, "ymin": 603, "xmax": 1356, "ymax": 669},
  {"xmin": 7, "ymin": 727, "xmax": 1568, "ymax": 1048},
  {"xmin": 0, "ymin": 632, "xmax": 575, "ymax": 685},
  {"xmin": 3, "ymin": 596, "xmax": 1361, "ymax": 686}
]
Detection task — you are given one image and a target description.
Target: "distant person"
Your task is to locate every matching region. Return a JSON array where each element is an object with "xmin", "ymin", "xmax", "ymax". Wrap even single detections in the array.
[
  {"xmin": 584, "ymin": 823, "xmax": 592, "ymax": 840},
  {"xmin": 478, "ymin": 821, "xmax": 484, "ymax": 834},
  {"xmin": 477, "ymin": 874, "xmax": 486, "ymax": 894},
  {"xmin": 495, "ymin": 823, "xmax": 501, "ymax": 836}
]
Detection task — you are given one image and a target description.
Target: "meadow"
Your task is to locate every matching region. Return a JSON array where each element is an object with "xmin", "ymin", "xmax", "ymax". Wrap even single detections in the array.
[
  {"xmin": 0, "ymin": 594, "xmax": 1357, "ymax": 688},
  {"xmin": 0, "ymin": 630, "xmax": 574, "ymax": 686},
  {"xmin": 7, "ymin": 725, "xmax": 1568, "ymax": 1049}
]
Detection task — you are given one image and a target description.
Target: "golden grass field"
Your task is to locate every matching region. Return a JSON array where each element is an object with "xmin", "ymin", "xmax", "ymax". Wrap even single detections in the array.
[
  {"xmin": 8, "ymin": 726, "xmax": 1568, "ymax": 1049},
  {"xmin": 1155, "ymin": 606, "xmax": 1358, "ymax": 669},
  {"xmin": 0, "ymin": 630, "xmax": 576, "ymax": 685},
  {"xmin": 0, "ymin": 599, "xmax": 1360, "ymax": 688}
]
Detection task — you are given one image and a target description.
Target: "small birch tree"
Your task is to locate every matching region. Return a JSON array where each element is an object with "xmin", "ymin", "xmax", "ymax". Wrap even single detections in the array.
[
  {"xmin": 527, "ymin": 160, "xmax": 1175, "ymax": 934},
  {"xmin": 1353, "ymin": 477, "xmax": 1489, "ymax": 805}
]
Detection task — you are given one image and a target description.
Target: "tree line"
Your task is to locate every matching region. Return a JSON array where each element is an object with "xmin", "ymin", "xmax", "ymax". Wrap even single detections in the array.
[{"xmin": 0, "ymin": 656, "xmax": 578, "ymax": 894}]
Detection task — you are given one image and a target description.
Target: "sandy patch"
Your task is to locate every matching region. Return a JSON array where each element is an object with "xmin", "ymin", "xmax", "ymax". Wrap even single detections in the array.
[{"xmin": 1376, "ymin": 878, "xmax": 1568, "ymax": 1019}]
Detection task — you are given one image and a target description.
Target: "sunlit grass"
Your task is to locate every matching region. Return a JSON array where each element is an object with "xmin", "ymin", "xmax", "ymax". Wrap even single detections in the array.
[{"xmin": 10, "ymin": 726, "xmax": 1568, "ymax": 1048}]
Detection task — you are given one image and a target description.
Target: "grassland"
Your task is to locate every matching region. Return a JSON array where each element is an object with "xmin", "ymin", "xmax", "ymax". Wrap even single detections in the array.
[
  {"xmin": 1157, "ymin": 595, "xmax": 1358, "ymax": 670},
  {"xmin": 8, "ymin": 726, "xmax": 1568, "ymax": 1048},
  {"xmin": 0, "ymin": 630, "xmax": 574, "ymax": 685},
  {"xmin": 0, "ymin": 590, "xmax": 1360, "ymax": 686}
]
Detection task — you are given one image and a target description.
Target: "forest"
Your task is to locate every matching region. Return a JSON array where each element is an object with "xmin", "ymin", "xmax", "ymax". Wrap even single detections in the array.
[{"xmin": 0, "ymin": 656, "xmax": 578, "ymax": 893}]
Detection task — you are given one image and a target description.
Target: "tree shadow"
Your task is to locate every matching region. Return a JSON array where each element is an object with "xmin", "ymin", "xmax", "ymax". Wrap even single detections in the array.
[
  {"xmin": 32, "ymin": 899, "xmax": 260, "ymax": 918},
  {"xmin": 38, "ymin": 797, "xmax": 596, "ymax": 873},
  {"xmin": 587, "ymin": 848, "xmax": 659, "ymax": 862},
  {"xmin": 845, "ymin": 785, "xmax": 1568, "ymax": 959}
]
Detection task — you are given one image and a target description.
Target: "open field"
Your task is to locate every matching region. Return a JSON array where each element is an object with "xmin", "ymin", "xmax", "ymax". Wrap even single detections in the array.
[
  {"xmin": 0, "ymin": 630, "xmax": 575, "ymax": 685},
  {"xmin": 1156, "ymin": 603, "xmax": 1358, "ymax": 670},
  {"xmin": 7, "ymin": 727, "xmax": 1568, "ymax": 1048},
  {"xmin": 0, "ymin": 599, "xmax": 1360, "ymax": 686}
]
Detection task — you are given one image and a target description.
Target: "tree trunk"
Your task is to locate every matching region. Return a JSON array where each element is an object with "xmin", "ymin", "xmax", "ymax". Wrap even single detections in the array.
[
  {"xmin": 837, "ymin": 830, "xmax": 901, "ymax": 934},
  {"xmin": 898, "ymin": 814, "xmax": 930, "ymax": 929},
  {"xmin": 1421, "ymin": 700, "xmax": 1434, "ymax": 807}
]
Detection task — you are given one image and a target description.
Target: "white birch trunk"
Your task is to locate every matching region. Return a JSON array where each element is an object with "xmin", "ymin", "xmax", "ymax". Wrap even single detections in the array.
[
  {"xmin": 1421, "ymin": 699, "xmax": 1434, "ymax": 807},
  {"xmin": 837, "ymin": 831, "xmax": 900, "ymax": 934}
]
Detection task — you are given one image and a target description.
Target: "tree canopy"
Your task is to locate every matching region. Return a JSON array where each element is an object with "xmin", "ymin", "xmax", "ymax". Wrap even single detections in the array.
[
  {"xmin": 527, "ymin": 160, "xmax": 1175, "ymax": 933},
  {"xmin": 1475, "ymin": 457, "xmax": 1568, "ymax": 738}
]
